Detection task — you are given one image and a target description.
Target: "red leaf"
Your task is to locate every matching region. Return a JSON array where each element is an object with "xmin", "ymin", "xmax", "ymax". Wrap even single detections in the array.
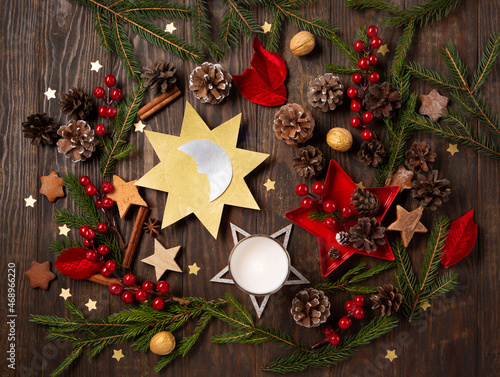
[
  {"xmin": 441, "ymin": 210, "xmax": 478, "ymax": 268},
  {"xmin": 250, "ymin": 38, "xmax": 287, "ymax": 91},
  {"xmin": 54, "ymin": 247, "xmax": 104, "ymax": 279}
]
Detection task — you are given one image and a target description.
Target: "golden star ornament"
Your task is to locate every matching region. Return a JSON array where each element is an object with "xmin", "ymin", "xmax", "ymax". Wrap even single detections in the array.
[{"xmin": 136, "ymin": 103, "xmax": 269, "ymax": 238}]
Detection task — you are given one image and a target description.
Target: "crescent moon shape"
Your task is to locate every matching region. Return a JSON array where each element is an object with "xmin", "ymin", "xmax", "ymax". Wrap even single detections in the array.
[{"xmin": 178, "ymin": 139, "xmax": 233, "ymax": 202}]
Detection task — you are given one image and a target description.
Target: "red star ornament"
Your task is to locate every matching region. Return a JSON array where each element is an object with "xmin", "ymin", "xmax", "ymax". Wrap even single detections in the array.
[{"xmin": 285, "ymin": 160, "xmax": 399, "ymax": 277}]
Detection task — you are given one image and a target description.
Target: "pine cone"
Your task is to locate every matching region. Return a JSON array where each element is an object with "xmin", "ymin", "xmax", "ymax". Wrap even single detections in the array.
[
  {"xmin": 404, "ymin": 142, "xmax": 437, "ymax": 173},
  {"xmin": 364, "ymin": 82, "xmax": 401, "ymax": 119},
  {"xmin": 412, "ymin": 170, "xmax": 450, "ymax": 211},
  {"xmin": 350, "ymin": 188, "xmax": 380, "ymax": 216},
  {"xmin": 371, "ymin": 284, "xmax": 403, "ymax": 316},
  {"xmin": 328, "ymin": 247, "xmax": 340, "ymax": 260},
  {"xmin": 358, "ymin": 139, "xmax": 386, "ymax": 167},
  {"xmin": 141, "ymin": 61, "xmax": 177, "ymax": 94},
  {"xmin": 22, "ymin": 113, "xmax": 58, "ymax": 146},
  {"xmin": 307, "ymin": 73, "xmax": 344, "ymax": 112},
  {"xmin": 59, "ymin": 87, "xmax": 95, "ymax": 120},
  {"xmin": 349, "ymin": 217, "xmax": 386, "ymax": 253},
  {"xmin": 293, "ymin": 145, "xmax": 324, "ymax": 177},
  {"xmin": 336, "ymin": 231, "xmax": 350, "ymax": 246},
  {"xmin": 56, "ymin": 120, "xmax": 97, "ymax": 162},
  {"xmin": 273, "ymin": 103, "xmax": 315, "ymax": 146},
  {"xmin": 189, "ymin": 62, "xmax": 232, "ymax": 104},
  {"xmin": 290, "ymin": 288, "xmax": 330, "ymax": 328}
]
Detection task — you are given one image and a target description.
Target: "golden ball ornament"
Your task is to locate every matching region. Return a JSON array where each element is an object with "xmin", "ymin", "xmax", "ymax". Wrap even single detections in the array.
[
  {"xmin": 290, "ymin": 31, "xmax": 315, "ymax": 56},
  {"xmin": 149, "ymin": 331, "xmax": 176, "ymax": 355},
  {"xmin": 326, "ymin": 128, "xmax": 353, "ymax": 152}
]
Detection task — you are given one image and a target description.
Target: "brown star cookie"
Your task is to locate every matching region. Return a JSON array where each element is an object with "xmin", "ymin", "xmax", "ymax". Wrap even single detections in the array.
[
  {"xmin": 418, "ymin": 89, "xmax": 449, "ymax": 122},
  {"xmin": 40, "ymin": 171, "xmax": 65, "ymax": 202},
  {"xmin": 106, "ymin": 175, "xmax": 148, "ymax": 219},
  {"xmin": 24, "ymin": 261, "xmax": 56, "ymax": 289}
]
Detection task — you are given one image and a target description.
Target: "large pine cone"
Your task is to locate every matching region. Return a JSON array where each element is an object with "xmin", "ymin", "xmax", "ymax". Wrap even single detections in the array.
[
  {"xmin": 56, "ymin": 120, "xmax": 97, "ymax": 162},
  {"xmin": 291, "ymin": 288, "xmax": 330, "ymax": 328},
  {"xmin": 405, "ymin": 142, "xmax": 436, "ymax": 173},
  {"xmin": 364, "ymin": 82, "xmax": 401, "ymax": 119},
  {"xmin": 307, "ymin": 73, "xmax": 344, "ymax": 112},
  {"xmin": 22, "ymin": 113, "xmax": 58, "ymax": 146},
  {"xmin": 293, "ymin": 145, "xmax": 324, "ymax": 177},
  {"xmin": 371, "ymin": 284, "xmax": 403, "ymax": 316},
  {"xmin": 273, "ymin": 103, "xmax": 315, "ymax": 145},
  {"xmin": 141, "ymin": 61, "xmax": 177, "ymax": 94},
  {"xmin": 189, "ymin": 62, "xmax": 232, "ymax": 104},
  {"xmin": 349, "ymin": 217, "xmax": 386, "ymax": 253},
  {"xmin": 59, "ymin": 87, "xmax": 95, "ymax": 120},
  {"xmin": 350, "ymin": 188, "xmax": 380, "ymax": 216},
  {"xmin": 358, "ymin": 139, "xmax": 386, "ymax": 167},
  {"xmin": 412, "ymin": 170, "xmax": 450, "ymax": 211}
]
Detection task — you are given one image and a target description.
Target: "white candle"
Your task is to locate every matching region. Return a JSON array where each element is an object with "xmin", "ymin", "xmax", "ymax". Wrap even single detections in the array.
[{"xmin": 229, "ymin": 236, "xmax": 290, "ymax": 295}]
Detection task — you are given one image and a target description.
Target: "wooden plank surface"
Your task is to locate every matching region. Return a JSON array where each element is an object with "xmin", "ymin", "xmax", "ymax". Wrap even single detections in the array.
[{"xmin": 1, "ymin": 0, "xmax": 498, "ymax": 376}]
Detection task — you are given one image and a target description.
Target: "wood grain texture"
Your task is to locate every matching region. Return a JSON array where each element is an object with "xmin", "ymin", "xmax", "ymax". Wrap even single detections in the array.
[{"xmin": 0, "ymin": 0, "xmax": 498, "ymax": 376}]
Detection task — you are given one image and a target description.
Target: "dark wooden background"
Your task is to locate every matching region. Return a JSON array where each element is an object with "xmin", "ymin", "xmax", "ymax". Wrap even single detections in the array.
[{"xmin": 1, "ymin": 0, "xmax": 499, "ymax": 376}]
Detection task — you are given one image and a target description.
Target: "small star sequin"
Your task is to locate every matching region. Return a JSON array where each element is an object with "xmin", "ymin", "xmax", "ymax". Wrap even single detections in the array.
[
  {"xmin": 85, "ymin": 298, "xmax": 97, "ymax": 311},
  {"xmin": 356, "ymin": 181, "xmax": 365, "ymax": 189},
  {"xmin": 421, "ymin": 301, "xmax": 431, "ymax": 311},
  {"xmin": 164, "ymin": 22, "xmax": 176, "ymax": 33},
  {"xmin": 44, "ymin": 88, "xmax": 56, "ymax": 100},
  {"xmin": 447, "ymin": 143, "xmax": 459, "ymax": 156},
  {"xmin": 385, "ymin": 350, "xmax": 398, "ymax": 362},
  {"xmin": 188, "ymin": 263, "xmax": 201, "ymax": 275},
  {"xmin": 25, "ymin": 195, "xmax": 37, "ymax": 207},
  {"xmin": 112, "ymin": 349, "xmax": 124, "ymax": 361},
  {"xmin": 378, "ymin": 44, "xmax": 390, "ymax": 56},
  {"xmin": 90, "ymin": 60, "xmax": 103, "ymax": 72},
  {"xmin": 134, "ymin": 120, "xmax": 147, "ymax": 132},
  {"xmin": 59, "ymin": 224, "xmax": 71, "ymax": 236},
  {"xmin": 263, "ymin": 178, "xmax": 275, "ymax": 191},
  {"xmin": 59, "ymin": 288, "xmax": 72, "ymax": 300},
  {"xmin": 262, "ymin": 21, "xmax": 272, "ymax": 33}
]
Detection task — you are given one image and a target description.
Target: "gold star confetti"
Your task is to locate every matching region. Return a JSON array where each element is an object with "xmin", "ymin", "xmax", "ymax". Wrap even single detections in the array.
[
  {"xmin": 164, "ymin": 22, "xmax": 176, "ymax": 33},
  {"xmin": 141, "ymin": 240, "xmax": 182, "ymax": 280},
  {"xmin": 44, "ymin": 88, "xmax": 56, "ymax": 100},
  {"xmin": 25, "ymin": 195, "xmax": 37, "ymax": 207},
  {"xmin": 421, "ymin": 301, "xmax": 431, "ymax": 311},
  {"xmin": 90, "ymin": 60, "xmax": 103, "ymax": 72},
  {"xmin": 356, "ymin": 181, "xmax": 365, "ymax": 189},
  {"xmin": 58, "ymin": 224, "xmax": 71, "ymax": 236},
  {"xmin": 447, "ymin": 143, "xmax": 459, "ymax": 156},
  {"xmin": 59, "ymin": 288, "xmax": 72, "ymax": 300},
  {"xmin": 378, "ymin": 44, "xmax": 390, "ymax": 56},
  {"xmin": 188, "ymin": 263, "xmax": 201, "ymax": 275},
  {"xmin": 134, "ymin": 120, "xmax": 147, "ymax": 132},
  {"xmin": 262, "ymin": 21, "xmax": 272, "ymax": 33},
  {"xmin": 85, "ymin": 298, "xmax": 97, "ymax": 311},
  {"xmin": 112, "ymin": 349, "xmax": 124, "ymax": 362},
  {"xmin": 385, "ymin": 350, "xmax": 398, "ymax": 362},
  {"xmin": 263, "ymin": 178, "xmax": 275, "ymax": 191}
]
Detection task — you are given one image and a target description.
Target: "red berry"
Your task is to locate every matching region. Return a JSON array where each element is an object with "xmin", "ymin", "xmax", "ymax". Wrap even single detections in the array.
[
  {"xmin": 85, "ymin": 228, "xmax": 96, "ymax": 240},
  {"xmin": 109, "ymin": 283, "xmax": 123, "ymax": 295},
  {"xmin": 353, "ymin": 295, "xmax": 366, "ymax": 307},
  {"xmin": 121, "ymin": 291, "xmax": 135, "ymax": 304},
  {"xmin": 101, "ymin": 182, "xmax": 114, "ymax": 193},
  {"xmin": 79, "ymin": 225, "xmax": 90, "ymax": 237},
  {"xmin": 352, "ymin": 307, "xmax": 365, "ymax": 319},
  {"xmin": 142, "ymin": 281, "xmax": 154, "ymax": 291},
  {"xmin": 104, "ymin": 74, "xmax": 117, "ymax": 87},
  {"xmin": 86, "ymin": 250, "xmax": 98, "ymax": 261},
  {"xmin": 100, "ymin": 266, "xmax": 112, "ymax": 277},
  {"xmin": 350, "ymin": 100, "xmax": 362, "ymax": 113},
  {"xmin": 341, "ymin": 206, "xmax": 352, "ymax": 219},
  {"xmin": 95, "ymin": 123, "xmax": 107, "ymax": 136},
  {"xmin": 136, "ymin": 289, "xmax": 149, "ymax": 302},
  {"xmin": 366, "ymin": 25, "xmax": 379, "ymax": 38},
  {"xmin": 358, "ymin": 57, "xmax": 370, "ymax": 70},
  {"xmin": 368, "ymin": 54, "xmax": 379, "ymax": 66},
  {"xmin": 301, "ymin": 197, "xmax": 314, "ymax": 209},
  {"xmin": 96, "ymin": 222, "xmax": 109, "ymax": 234},
  {"xmin": 110, "ymin": 88, "xmax": 122, "ymax": 101},
  {"xmin": 353, "ymin": 40, "xmax": 366, "ymax": 52},
  {"xmin": 106, "ymin": 106, "xmax": 118, "ymax": 118},
  {"xmin": 123, "ymin": 273, "xmax": 136, "ymax": 286},
  {"xmin": 370, "ymin": 37, "xmax": 382, "ymax": 49},
  {"xmin": 344, "ymin": 300, "xmax": 355, "ymax": 312},
  {"xmin": 347, "ymin": 87, "xmax": 359, "ymax": 99},
  {"xmin": 362, "ymin": 111, "xmax": 374, "ymax": 123},
  {"xmin": 312, "ymin": 182, "xmax": 325, "ymax": 195},
  {"xmin": 295, "ymin": 183, "xmax": 309, "ymax": 197},
  {"xmin": 361, "ymin": 129, "xmax": 374, "ymax": 141},
  {"xmin": 352, "ymin": 73, "xmax": 363, "ymax": 84},
  {"xmin": 323, "ymin": 217, "xmax": 336, "ymax": 229},
  {"xmin": 98, "ymin": 106, "xmax": 108, "ymax": 117},
  {"xmin": 156, "ymin": 281, "xmax": 170, "ymax": 293},
  {"xmin": 323, "ymin": 200, "xmax": 337, "ymax": 213},
  {"xmin": 350, "ymin": 117, "xmax": 362, "ymax": 128},
  {"xmin": 85, "ymin": 184, "xmax": 98, "ymax": 196},
  {"xmin": 94, "ymin": 86, "xmax": 105, "ymax": 98},
  {"xmin": 322, "ymin": 324, "xmax": 335, "ymax": 337},
  {"xmin": 105, "ymin": 260, "xmax": 117, "ymax": 272},
  {"xmin": 338, "ymin": 316, "xmax": 352, "ymax": 329},
  {"xmin": 368, "ymin": 72, "xmax": 380, "ymax": 83},
  {"xmin": 98, "ymin": 244, "xmax": 110, "ymax": 256},
  {"xmin": 152, "ymin": 297, "xmax": 165, "ymax": 310},
  {"xmin": 79, "ymin": 176, "xmax": 91, "ymax": 186},
  {"xmin": 102, "ymin": 197, "xmax": 114, "ymax": 210},
  {"xmin": 328, "ymin": 333, "xmax": 341, "ymax": 346},
  {"xmin": 95, "ymin": 199, "xmax": 103, "ymax": 209},
  {"xmin": 83, "ymin": 238, "xmax": 92, "ymax": 248}
]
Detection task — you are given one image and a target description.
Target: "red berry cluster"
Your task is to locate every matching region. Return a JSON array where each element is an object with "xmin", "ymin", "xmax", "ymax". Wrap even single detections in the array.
[
  {"xmin": 109, "ymin": 277, "xmax": 172, "ymax": 310},
  {"xmin": 93, "ymin": 74, "xmax": 122, "ymax": 137},
  {"xmin": 79, "ymin": 175, "xmax": 115, "ymax": 211},
  {"xmin": 314, "ymin": 295, "xmax": 366, "ymax": 348},
  {"xmin": 348, "ymin": 25, "xmax": 383, "ymax": 142}
]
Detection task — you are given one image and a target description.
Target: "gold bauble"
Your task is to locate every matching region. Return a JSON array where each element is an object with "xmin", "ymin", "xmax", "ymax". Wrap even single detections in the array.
[
  {"xmin": 290, "ymin": 31, "xmax": 315, "ymax": 56},
  {"xmin": 326, "ymin": 128, "xmax": 353, "ymax": 152},
  {"xmin": 149, "ymin": 331, "xmax": 176, "ymax": 355}
]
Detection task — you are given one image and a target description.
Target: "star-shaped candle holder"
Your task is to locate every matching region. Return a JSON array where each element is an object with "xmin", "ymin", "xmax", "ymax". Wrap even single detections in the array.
[{"xmin": 285, "ymin": 160, "xmax": 399, "ymax": 277}]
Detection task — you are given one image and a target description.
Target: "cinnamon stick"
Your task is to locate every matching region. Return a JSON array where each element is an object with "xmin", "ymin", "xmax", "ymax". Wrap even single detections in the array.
[
  {"xmin": 138, "ymin": 86, "xmax": 181, "ymax": 120},
  {"xmin": 87, "ymin": 274, "xmax": 122, "ymax": 287},
  {"xmin": 122, "ymin": 206, "xmax": 150, "ymax": 268}
]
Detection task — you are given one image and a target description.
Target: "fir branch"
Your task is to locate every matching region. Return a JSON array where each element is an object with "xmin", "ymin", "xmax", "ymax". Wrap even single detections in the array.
[
  {"xmin": 116, "ymin": 1, "xmax": 192, "ymax": 20},
  {"xmin": 50, "ymin": 238, "xmax": 82, "ymax": 257},
  {"xmin": 191, "ymin": 0, "xmax": 224, "ymax": 60},
  {"xmin": 93, "ymin": 7, "xmax": 114, "ymax": 52},
  {"xmin": 112, "ymin": 13, "xmax": 141, "ymax": 79},
  {"xmin": 326, "ymin": 64, "xmax": 362, "ymax": 75},
  {"xmin": 266, "ymin": 8, "xmax": 284, "ymax": 52},
  {"xmin": 49, "ymin": 346, "xmax": 83, "ymax": 377},
  {"xmin": 390, "ymin": 20, "xmax": 415, "ymax": 77},
  {"xmin": 471, "ymin": 32, "xmax": 500, "ymax": 93},
  {"xmin": 307, "ymin": 210, "xmax": 355, "ymax": 222},
  {"xmin": 328, "ymin": 32, "xmax": 359, "ymax": 64},
  {"xmin": 345, "ymin": 0, "xmax": 407, "ymax": 16},
  {"xmin": 178, "ymin": 313, "xmax": 213, "ymax": 357},
  {"xmin": 405, "ymin": 61, "xmax": 463, "ymax": 91},
  {"xmin": 391, "ymin": 241, "xmax": 418, "ymax": 319},
  {"xmin": 211, "ymin": 330, "xmax": 253, "ymax": 344},
  {"xmin": 382, "ymin": 0, "xmax": 462, "ymax": 27}
]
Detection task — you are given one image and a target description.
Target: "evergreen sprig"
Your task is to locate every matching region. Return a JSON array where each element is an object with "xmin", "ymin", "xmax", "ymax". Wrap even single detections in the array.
[
  {"xmin": 192, "ymin": 0, "xmax": 224, "ymax": 60},
  {"xmin": 308, "ymin": 210, "xmax": 355, "ymax": 222}
]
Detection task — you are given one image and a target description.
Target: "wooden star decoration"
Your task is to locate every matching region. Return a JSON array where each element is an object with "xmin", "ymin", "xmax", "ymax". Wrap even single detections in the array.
[
  {"xmin": 25, "ymin": 195, "xmax": 37, "ymax": 207},
  {"xmin": 421, "ymin": 301, "xmax": 431, "ymax": 311},
  {"xmin": 90, "ymin": 60, "xmax": 102, "ymax": 72},
  {"xmin": 263, "ymin": 178, "xmax": 275, "ymax": 191},
  {"xmin": 262, "ymin": 21, "xmax": 272, "ymax": 33},
  {"xmin": 164, "ymin": 22, "xmax": 176, "ymax": 33},
  {"xmin": 141, "ymin": 240, "xmax": 182, "ymax": 280},
  {"xmin": 419, "ymin": 89, "xmax": 449, "ymax": 122},
  {"xmin": 385, "ymin": 350, "xmax": 398, "ymax": 362},
  {"xmin": 59, "ymin": 224, "xmax": 71, "ymax": 236},
  {"xmin": 85, "ymin": 298, "xmax": 97, "ymax": 311},
  {"xmin": 59, "ymin": 288, "xmax": 72, "ymax": 300},
  {"xmin": 134, "ymin": 120, "xmax": 146, "ymax": 132},
  {"xmin": 377, "ymin": 44, "xmax": 390, "ymax": 56},
  {"xmin": 24, "ymin": 261, "xmax": 56, "ymax": 289},
  {"xmin": 112, "ymin": 349, "xmax": 124, "ymax": 361},
  {"xmin": 40, "ymin": 171, "xmax": 65, "ymax": 202},
  {"xmin": 387, "ymin": 205, "xmax": 427, "ymax": 247},
  {"xmin": 106, "ymin": 175, "xmax": 148, "ymax": 219},
  {"xmin": 188, "ymin": 263, "xmax": 200, "ymax": 275},
  {"xmin": 44, "ymin": 88, "xmax": 56, "ymax": 100},
  {"xmin": 447, "ymin": 143, "xmax": 459, "ymax": 156}
]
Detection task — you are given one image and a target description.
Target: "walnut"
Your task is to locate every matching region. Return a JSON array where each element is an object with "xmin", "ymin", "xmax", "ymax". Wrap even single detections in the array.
[
  {"xmin": 290, "ymin": 31, "xmax": 315, "ymax": 56},
  {"xmin": 149, "ymin": 331, "xmax": 176, "ymax": 355},
  {"xmin": 326, "ymin": 127, "xmax": 353, "ymax": 152}
]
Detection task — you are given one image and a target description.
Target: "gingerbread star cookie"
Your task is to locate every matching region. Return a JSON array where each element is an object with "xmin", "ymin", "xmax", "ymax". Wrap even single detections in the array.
[
  {"xmin": 24, "ymin": 261, "xmax": 56, "ymax": 289},
  {"xmin": 387, "ymin": 205, "xmax": 427, "ymax": 247},
  {"xmin": 40, "ymin": 171, "xmax": 65, "ymax": 202},
  {"xmin": 106, "ymin": 175, "xmax": 148, "ymax": 219},
  {"xmin": 418, "ymin": 89, "xmax": 449, "ymax": 122}
]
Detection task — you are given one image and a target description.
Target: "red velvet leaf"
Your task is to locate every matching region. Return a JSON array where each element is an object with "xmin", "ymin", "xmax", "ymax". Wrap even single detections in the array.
[
  {"xmin": 54, "ymin": 247, "xmax": 104, "ymax": 279},
  {"xmin": 250, "ymin": 38, "xmax": 287, "ymax": 91},
  {"xmin": 441, "ymin": 210, "xmax": 478, "ymax": 268}
]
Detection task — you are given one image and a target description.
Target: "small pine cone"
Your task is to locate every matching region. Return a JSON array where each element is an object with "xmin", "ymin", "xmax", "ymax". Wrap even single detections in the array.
[
  {"xmin": 59, "ymin": 87, "xmax": 95, "ymax": 120},
  {"xmin": 189, "ymin": 62, "xmax": 232, "ymax": 104},
  {"xmin": 364, "ymin": 82, "xmax": 401, "ymax": 119},
  {"xmin": 336, "ymin": 231, "xmax": 350, "ymax": 246},
  {"xmin": 371, "ymin": 284, "xmax": 403, "ymax": 316},
  {"xmin": 350, "ymin": 188, "xmax": 380, "ymax": 217},
  {"xmin": 141, "ymin": 61, "xmax": 177, "ymax": 94},
  {"xmin": 412, "ymin": 170, "xmax": 450, "ymax": 211},
  {"xmin": 358, "ymin": 139, "xmax": 386, "ymax": 168},
  {"xmin": 404, "ymin": 142, "xmax": 437, "ymax": 173},
  {"xmin": 291, "ymin": 288, "xmax": 330, "ymax": 328},
  {"xmin": 22, "ymin": 113, "xmax": 59, "ymax": 146},
  {"xmin": 349, "ymin": 217, "xmax": 386, "ymax": 253},
  {"xmin": 307, "ymin": 73, "xmax": 344, "ymax": 112},
  {"xmin": 273, "ymin": 103, "xmax": 315, "ymax": 146},
  {"xmin": 293, "ymin": 145, "xmax": 324, "ymax": 177},
  {"xmin": 56, "ymin": 120, "xmax": 97, "ymax": 162},
  {"xmin": 328, "ymin": 247, "xmax": 340, "ymax": 260}
]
